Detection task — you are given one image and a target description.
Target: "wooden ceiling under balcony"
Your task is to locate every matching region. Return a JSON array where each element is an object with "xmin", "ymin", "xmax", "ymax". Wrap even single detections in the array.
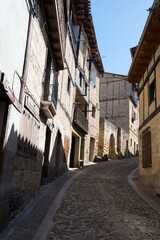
[
  {"xmin": 128, "ymin": 6, "xmax": 160, "ymax": 83},
  {"xmin": 43, "ymin": 0, "xmax": 64, "ymax": 71}
]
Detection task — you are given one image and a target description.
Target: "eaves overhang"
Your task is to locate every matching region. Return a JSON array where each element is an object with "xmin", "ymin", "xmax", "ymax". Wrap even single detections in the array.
[
  {"xmin": 42, "ymin": 0, "xmax": 65, "ymax": 71},
  {"xmin": 73, "ymin": 0, "xmax": 104, "ymax": 74},
  {"xmin": 127, "ymin": 1, "xmax": 160, "ymax": 83}
]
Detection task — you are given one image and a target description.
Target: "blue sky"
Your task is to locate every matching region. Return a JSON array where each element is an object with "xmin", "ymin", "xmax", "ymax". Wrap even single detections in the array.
[{"xmin": 91, "ymin": 0, "xmax": 154, "ymax": 75}]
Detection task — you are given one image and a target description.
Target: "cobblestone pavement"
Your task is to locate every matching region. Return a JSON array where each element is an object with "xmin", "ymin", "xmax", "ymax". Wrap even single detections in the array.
[
  {"xmin": 47, "ymin": 158, "xmax": 160, "ymax": 240},
  {"xmin": 0, "ymin": 171, "xmax": 77, "ymax": 240}
]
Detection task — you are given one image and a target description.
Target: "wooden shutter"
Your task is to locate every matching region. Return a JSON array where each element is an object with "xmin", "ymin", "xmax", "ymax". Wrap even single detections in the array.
[
  {"xmin": 63, "ymin": 136, "xmax": 70, "ymax": 163},
  {"xmin": 142, "ymin": 128, "xmax": 152, "ymax": 168}
]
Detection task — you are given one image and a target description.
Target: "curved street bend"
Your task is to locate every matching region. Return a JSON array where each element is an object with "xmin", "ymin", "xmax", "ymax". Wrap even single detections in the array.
[{"xmin": 1, "ymin": 157, "xmax": 160, "ymax": 240}]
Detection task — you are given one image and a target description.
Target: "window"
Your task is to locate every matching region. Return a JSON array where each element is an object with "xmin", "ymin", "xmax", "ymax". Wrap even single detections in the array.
[
  {"xmin": 130, "ymin": 139, "xmax": 132, "ymax": 146},
  {"xmin": 79, "ymin": 72, "xmax": 82, "ymax": 87},
  {"xmin": 92, "ymin": 106, "xmax": 96, "ymax": 118},
  {"xmin": 142, "ymin": 128, "xmax": 152, "ymax": 168},
  {"xmin": 69, "ymin": 0, "xmax": 73, "ymax": 23},
  {"xmin": 83, "ymin": 42, "xmax": 87, "ymax": 71},
  {"xmin": 149, "ymin": 80, "xmax": 155, "ymax": 104},
  {"xmin": 43, "ymin": 51, "xmax": 52, "ymax": 100},
  {"xmin": 85, "ymin": 82, "xmax": 87, "ymax": 96},
  {"xmin": 43, "ymin": 50, "xmax": 58, "ymax": 109},
  {"xmin": 131, "ymin": 106, "xmax": 136, "ymax": 122},
  {"xmin": 64, "ymin": 136, "xmax": 70, "ymax": 163},
  {"xmin": 90, "ymin": 66, "xmax": 97, "ymax": 86},
  {"xmin": 134, "ymin": 142, "xmax": 136, "ymax": 154},
  {"xmin": 67, "ymin": 76, "xmax": 71, "ymax": 93}
]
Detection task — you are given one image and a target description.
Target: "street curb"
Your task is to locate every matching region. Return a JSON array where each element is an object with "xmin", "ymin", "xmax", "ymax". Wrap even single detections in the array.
[
  {"xmin": 33, "ymin": 170, "xmax": 82, "ymax": 240},
  {"xmin": 127, "ymin": 168, "xmax": 160, "ymax": 214}
]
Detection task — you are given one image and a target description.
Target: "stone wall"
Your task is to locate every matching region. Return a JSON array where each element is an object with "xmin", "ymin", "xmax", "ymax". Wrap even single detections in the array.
[
  {"xmin": 85, "ymin": 71, "xmax": 100, "ymax": 163},
  {"xmin": 100, "ymin": 73, "xmax": 130, "ymax": 130},
  {"xmin": 9, "ymin": 15, "xmax": 47, "ymax": 217},
  {"xmin": 10, "ymin": 155, "xmax": 42, "ymax": 218},
  {"xmin": 55, "ymin": 32, "xmax": 76, "ymax": 170},
  {"xmin": 100, "ymin": 72, "xmax": 139, "ymax": 157},
  {"xmin": 98, "ymin": 118, "xmax": 129, "ymax": 159}
]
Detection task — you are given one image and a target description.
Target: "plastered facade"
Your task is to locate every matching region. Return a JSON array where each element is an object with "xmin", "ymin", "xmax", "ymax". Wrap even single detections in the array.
[{"xmin": 138, "ymin": 45, "xmax": 160, "ymax": 189}]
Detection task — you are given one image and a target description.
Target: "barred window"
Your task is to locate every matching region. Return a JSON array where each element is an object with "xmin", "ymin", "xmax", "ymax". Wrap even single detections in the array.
[{"xmin": 142, "ymin": 128, "xmax": 152, "ymax": 168}]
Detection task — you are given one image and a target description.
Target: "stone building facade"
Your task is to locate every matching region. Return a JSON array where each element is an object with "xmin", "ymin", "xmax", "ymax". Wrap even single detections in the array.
[
  {"xmin": 68, "ymin": 1, "xmax": 104, "ymax": 168},
  {"xmin": 128, "ymin": 0, "xmax": 160, "ymax": 189},
  {"xmin": 99, "ymin": 72, "xmax": 139, "ymax": 157},
  {"xmin": 0, "ymin": 0, "xmax": 103, "ymax": 231},
  {"xmin": 98, "ymin": 119, "xmax": 129, "ymax": 159},
  {"xmin": 0, "ymin": 0, "xmax": 68, "ymax": 229}
]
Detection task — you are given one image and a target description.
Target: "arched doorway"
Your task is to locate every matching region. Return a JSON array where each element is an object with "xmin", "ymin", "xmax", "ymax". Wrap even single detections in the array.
[{"xmin": 109, "ymin": 134, "xmax": 116, "ymax": 159}]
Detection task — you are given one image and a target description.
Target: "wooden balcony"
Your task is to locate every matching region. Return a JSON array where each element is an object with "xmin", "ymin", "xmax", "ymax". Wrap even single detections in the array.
[{"xmin": 73, "ymin": 107, "xmax": 88, "ymax": 134}]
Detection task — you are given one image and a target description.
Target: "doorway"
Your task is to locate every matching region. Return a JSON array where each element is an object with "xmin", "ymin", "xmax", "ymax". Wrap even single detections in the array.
[
  {"xmin": 80, "ymin": 137, "xmax": 85, "ymax": 161},
  {"xmin": 54, "ymin": 131, "xmax": 63, "ymax": 176},
  {"xmin": 70, "ymin": 135, "xmax": 76, "ymax": 168},
  {"xmin": 109, "ymin": 134, "xmax": 116, "ymax": 159},
  {"xmin": 89, "ymin": 137, "xmax": 95, "ymax": 162},
  {"xmin": 41, "ymin": 126, "xmax": 51, "ymax": 181},
  {"xmin": 0, "ymin": 101, "xmax": 8, "ymax": 178}
]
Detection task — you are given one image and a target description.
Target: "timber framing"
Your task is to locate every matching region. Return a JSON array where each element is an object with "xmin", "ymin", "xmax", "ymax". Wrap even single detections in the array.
[
  {"xmin": 139, "ymin": 106, "xmax": 160, "ymax": 131},
  {"xmin": 138, "ymin": 54, "xmax": 160, "ymax": 96}
]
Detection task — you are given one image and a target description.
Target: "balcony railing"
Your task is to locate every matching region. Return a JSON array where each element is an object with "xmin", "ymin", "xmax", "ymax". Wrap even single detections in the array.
[{"xmin": 73, "ymin": 107, "xmax": 88, "ymax": 134}]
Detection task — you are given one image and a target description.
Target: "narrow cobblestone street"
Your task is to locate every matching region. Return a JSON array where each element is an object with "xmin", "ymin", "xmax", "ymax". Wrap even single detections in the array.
[
  {"xmin": 1, "ymin": 157, "xmax": 160, "ymax": 240},
  {"xmin": 47, "ymin": 158, "xmax": 160, "ymax": 240}
]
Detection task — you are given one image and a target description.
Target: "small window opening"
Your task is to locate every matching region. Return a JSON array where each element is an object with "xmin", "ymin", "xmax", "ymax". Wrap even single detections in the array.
[
  {"xmin": 67, "ymin": 76, "xmax": 71, "ymax": 93},
  {"xmin": 92, "ymin": 106, "xmax": 96, "ymax": 118},
  {"xmin": 149, "ymin": 80, "xmax": 155, "ymax": 104}
]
